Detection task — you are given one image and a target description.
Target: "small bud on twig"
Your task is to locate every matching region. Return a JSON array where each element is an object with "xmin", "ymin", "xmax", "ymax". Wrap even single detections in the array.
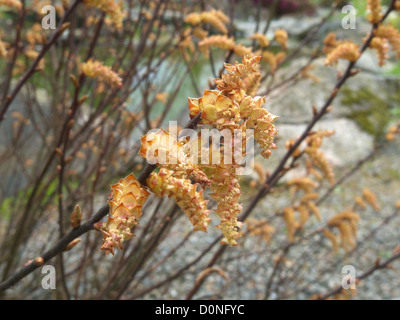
[
  {"xmin": 55, "ymin": 148, "xmax": 63, "ymax": 157},
  {"xmin": 64, "ymin": 238, "xmax": 81, "ymax": 251},
  {"xmin": 350, "ymin": 68, "xmax": 361, "ymax": 77},
  {"xmin": 59, "ymin": 22, "xmax": 71, "ymax": 34},
  {"xmin": 70, "ymin": 75, "xmax": 79, "ymax": 88},
  {"xmin": 94, "ymin": 222, "xmax": 103, "ymax": 231},
  {"xmin": 34, "ymin": 257, "xmax": 44, "ymax": 266},
  {"xmin": 71, "ymin": 204, "xmax": 82, "ymax": 229},
  {"xmin": 78, "ymin": 95, "xmax": 89, "ymax": 105}
]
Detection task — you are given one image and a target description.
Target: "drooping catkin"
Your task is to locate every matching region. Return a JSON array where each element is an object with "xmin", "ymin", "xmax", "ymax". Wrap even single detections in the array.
[
  {"xmin": 324, "ymin": 41, "xmax": 361, "ymax": 65},
  {"xmin": 81, "ymin": 59, "xmax": 123, "ymax": 88},
  {"xmin": 323, "ymin": 32, "xmax": 341, "ymax": 55},
  {"xmin": 362, "ymin": 188, "xmax": 379, "ymax": 211},
  {"xmin": 0, "ymin": 0, "xmax": 22, "ymax": 10},
  {"xmin": 83, "ymin": 0, "xmax": 125, "ymax": 31},
  {"xmin": 198, "ymin": 35, "xmax": 235, "ymax": 58},
  {"xmin": 185, "ymin": 9, "xmax": 230, "ymax": 34},
  {"xmin": 374, "ymin": 24, "xmax": 400, "ymax": 59},
  {"xmin": 369, "ymin": 37, "xmax": 389, "ymax": 66},
  {"xmin": 283, "ymin": 207, "xmax": 298, "ymax": 243},
  {"xmin": 249, "ymin": 33, "xmax": 270, "ymax": 48},
  {"xmin": 98, "ymin": 173, "xmax": 150, "ymax": 255},
  {"xmin": 274, "ymin": 29, "xmax": 288, "ymax": 50},
  {"xmin": 328, "ymin": 210, "xmax": 360, "ymax": 252},
  {"xmin": 246, "ymin": 218, "xmax": 275, "ymax": 243},
  {"xmin": 147, "ymin": 169, "xmax": 211, "ymax": 232},
  {"xmin": 0, "ymin": 38, "xmax": 8, "ymax": 59},
  {"xmin": 323, "ymin": 229, "xmax": 339, "ymax": 252},
  {"xmin": 367, "ymin": 0, "xmax": 382, "ymax": 24}
]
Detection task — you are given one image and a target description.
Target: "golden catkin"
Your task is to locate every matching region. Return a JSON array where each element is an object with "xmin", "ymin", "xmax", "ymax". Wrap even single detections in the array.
[
  {"xmin": 242, "ymin": 72, "xmax": 261, "ymax": 96},
  {"xmin": 328, "ymin": 210, "xmax": 360, "ymax": 252},
  {"xmin": 98, "ymin": 173, "xmax": 150, "ymax": 255},
  {"xmin": 305, "ymin": 130, "xmax": 335, "ymax": 185},
  {"xmin": 185, "ymin": 9, "xmax": 230, "ymax": 34},
  {"xmin": 147, "ymin": 169, "xmax": 211, "ymax": 232},
  {"xmin": 249, "ymin": 33, "xmax": 270, "ymax": 48},
  {"xmin": 386, "ymin": 123, "xmax": 400, "ymax": 141},
  {"xmin": 323, "ymin": 229, "xmax": 339, "ymax": 252},
  {"xmin": 274, "ymin": 29, "xmax": 288, "ymax": 50},
  {"xmin": 275, "ymin": 52, "xmax": 286, "ymax": 64},
  {"xmin": 198, "ymin": 35, "xmax": 235, "ymax": 58},
  {"xmin": 210, "ymin": 165, "xmax": 243, "ymax": 246},
  {"xmin": 300, "ymin": 192, "xmax": 319, "ymax": 203},
  {"xmin": 362, "ymin": 188, "xmax": 380, "ymax": 210},
  {"xmin": 262, "ymin": 51, "xmax": 278, "ymax": 74},
  {"xmin": 138, "ymin": 56, "xmax": 278, "ymax": 247},
  {"xmin": 306, "ymin": 201, "xmax": 321, "ymax": 221},
  {"xmin": 324, "ymin": 41, "xmax": 361, "ymax": 65},
  {"xmin": 287, "ymin": 177, "xmax": 318, "ymax": 194},
  {"xmin": 323, "ymin": 32, "xmax": 340, "ymax": 55},
  {"xmin": 201, "ymin": 11, "xmax": 229, "ymax": 34},
  {"xmin": 297, "ymin": 205, "xmax": 310, "ymax": 227},
  {"xmin": 367, "ymin": 0, "xmax": 382, "ymax": 24},
  {"xmin": 246, "ymin": 218, "xmax": 275, "ymax": 243},
  {"xmin": 283, "ymin": 207, "xmax": 297, "ymax": 243},
  {"xmin": 305, "ymin": 147, "xmax": 335, "ymax": 185},
  {"xmin": 233, "ymin": 44, "xmax": 253, "ymax": 57},
  {"xmin": 253, "ymin": 162, "xmax": 266, "ymax": 184},
  {"xmin": 190, "ymin": 55, "xmax": 278, "ymax": 159},
  {"xmin": 285, "ymin": 139, "xmax": 301, "ymax": 157},
  {"xmin": 374, "ymin": 24, "xmax": 400, "ymax": 59},
  {"xmin": 369, "ymin": 37, "xmax": 389, "ymax": 66},
  {"xmin": 83, "ymin": 0, "xmax": 125, "ymax": 31},
  {"xmin": 26, "ymin": 23, "xmax": 47, "ymax": 46},
  {"xmin": 0, "ymin": 38, "xmax": 8, "ymax": 58},
  {"xmin": 300, "ymin": 65, "xmax": 320, "ymax": 83},
  {"xmin": 81, "ymin": 59, "xmax": 123, "ymax": 88},
  {"xmin": 0, "ymin": 0, "xmax": 22, "ymax": 10},
  {"xmin": 185, "ymin": 12, "xmax": 202, "ymax": 25},
  {"xmin": 354, "ymin": 196, "xmax": 367, "ymax": 210},
  {"xmin": 139, "ymin": 128, "xmax": 210, "ymax": 187},
  {"xmin": 193, "ymin": 27, "xmax": 208, "ymax": 40}
]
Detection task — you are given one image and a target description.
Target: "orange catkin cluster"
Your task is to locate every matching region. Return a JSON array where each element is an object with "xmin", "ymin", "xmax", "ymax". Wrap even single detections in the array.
[
  {"xmin": 374, "ymin": 24, "xmax": 400, "ymax": 59},
  {"xmin": 81, "ymin": 59, "xmax": 123, "ymax": 88},
  {"xmin": 0, "ymin": 0, "xmax": 22, "ymax": 10},
  {"xmin": 367, "ymin": 0, "xmax": 382, "ymax": 24},
  {"xmin": 185, "ymin": 9, "xmax": 230, "ymax": 34},
  {"xmin": 324, "ymin": 41, "xmax": 361, "ymax": 66},
  {"xmin": 83, "ymin": 0, "xmax": 125, "ymax": 30}
]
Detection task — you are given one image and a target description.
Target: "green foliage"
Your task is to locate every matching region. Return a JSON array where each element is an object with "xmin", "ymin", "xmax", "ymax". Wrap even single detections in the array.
[{"xmin": 341, "ymin": 86, "xmax": 393, "ymax": 139}]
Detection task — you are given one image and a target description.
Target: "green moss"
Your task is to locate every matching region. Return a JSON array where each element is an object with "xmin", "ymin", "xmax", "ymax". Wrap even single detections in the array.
[{"xmin": 341, "ymin": 86, "xmax": 394, "ymax": 139}]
